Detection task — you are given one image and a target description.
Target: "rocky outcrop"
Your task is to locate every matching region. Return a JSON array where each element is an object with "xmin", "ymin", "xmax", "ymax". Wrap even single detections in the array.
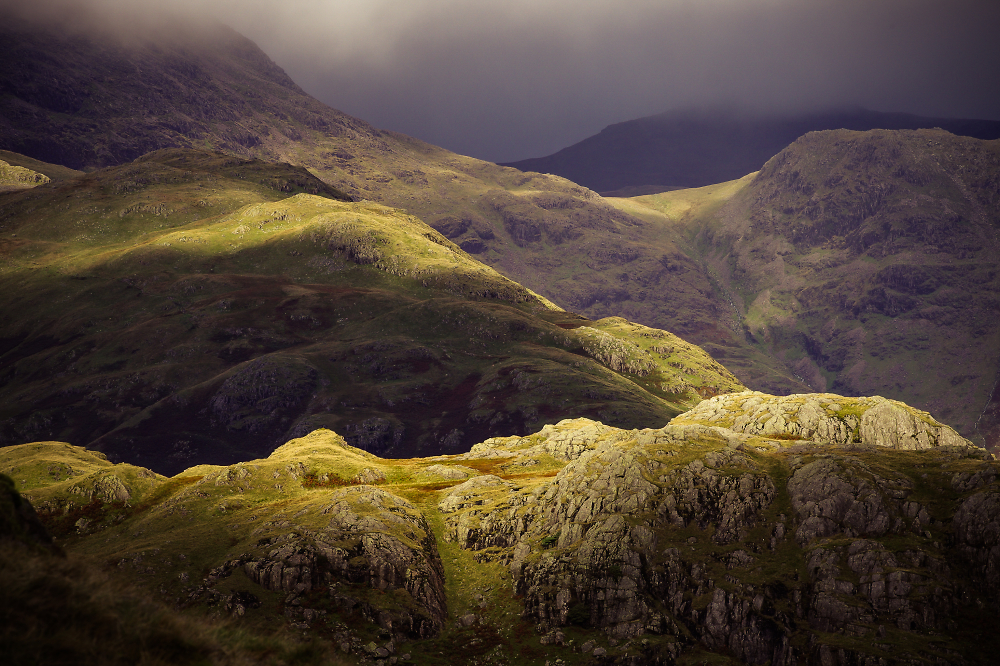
[
  {"xmin": 350, "ymin": 467, "xmax": 386, "ymax": 484},
  {"xmin": 418, "ymin": 464, "xmax": 477, "ymax": 480},
  {"xmin": 787, "ymin": 456, "xmax": 913, "ymax": 544},
  {"xmin": 675, "ymin": 391, "xmax": 974, "ymax": 451},
  {"xmin": 461, "ymin": 418, "xmax": 626, "ymax": 465},
  {"xmin": 10, "ymin": 394, "xmax": 1000, "ymax": 664},
  {"xmin": 438, "ymin": 402, "xmax": 997, "ymax": 664},
  {"xmin": 0, "ymin": 160, "xmax": 50, "ymax": 190},
  {"xmin": 441, "ymin": 422, "xmax": 776, "ymax": 642},
  {"xmin": 241, "ymin": 486, "xmax": 446, "ymax": 639},
  {"xmin": 952, "ymin": 489, "xmax": 1000, "ymax": 601}
]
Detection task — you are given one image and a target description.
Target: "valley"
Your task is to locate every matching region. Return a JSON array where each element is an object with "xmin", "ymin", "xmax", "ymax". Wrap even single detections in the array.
[{"xmin": 0, "ymin": 149, "xmax": 742, "ymax": 473}]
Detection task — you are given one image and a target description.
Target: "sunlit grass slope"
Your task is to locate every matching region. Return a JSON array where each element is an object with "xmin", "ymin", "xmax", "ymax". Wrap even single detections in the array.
[{"xmin": 0, "ymin": 148, "xmax": 743, "ymax": 474}]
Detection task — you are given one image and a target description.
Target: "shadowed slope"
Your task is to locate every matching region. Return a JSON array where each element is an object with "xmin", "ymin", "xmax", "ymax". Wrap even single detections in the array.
[{"xmin": 0, "ymin": 11, "xmax": 811, "ymax": 397}]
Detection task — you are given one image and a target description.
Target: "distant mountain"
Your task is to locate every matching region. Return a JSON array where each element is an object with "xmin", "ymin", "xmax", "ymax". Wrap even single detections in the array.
[
  {"xmin": 0, "ymin": 148, "xmax": 742, "ymax": 473},
  {"xmin": 503, "ymin": 107, "xmax": 1000, "ymax": 194}
]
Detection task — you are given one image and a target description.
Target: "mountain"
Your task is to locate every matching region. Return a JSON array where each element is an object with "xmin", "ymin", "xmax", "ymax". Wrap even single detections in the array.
[
  {"xmin": 0, "ymin": 148, "xmax": 744, "ymax": 474},
  {"xmin": 0, "ymin": 8, "xmax": 812, "ymax": 399},
  {"xmin": 503, "ymin": 107, "xmax": 1000, "ymax": 195},
  {"xmin": 4, "ymin": 392, "xmax": 999, "ymax": 664},
  {"xmin": 615, "ymin": 128, "xmax": 1000, "ymax": 451},
  {"xmin": 3, "ymin": 11, "xmax": 998, "ymax": 451}
]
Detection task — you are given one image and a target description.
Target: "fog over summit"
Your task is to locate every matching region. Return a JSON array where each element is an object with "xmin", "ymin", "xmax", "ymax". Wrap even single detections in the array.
[{"xmin": 5, "ymin": 0, "xmax": 1000, "ymax": 163}]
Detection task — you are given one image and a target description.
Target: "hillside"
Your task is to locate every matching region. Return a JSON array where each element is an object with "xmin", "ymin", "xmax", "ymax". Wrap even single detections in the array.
[
  {"xmin": 0, "ymin": 10, "xmax": 814, "ymax": 397},
  {"xmin": 503, "ymin": 107, "xmax": 1000, "ymax": 195},
  {"xmin": 4, "ymin": 392, "xmax": 999, "ymax": 665},
  {"xmin": 0, "ymin": 148, "xmax": 744, "ymax": 474},
  {"xmin": 616, "ymin": 129, "xmax": 1000, "ymax": 451}
]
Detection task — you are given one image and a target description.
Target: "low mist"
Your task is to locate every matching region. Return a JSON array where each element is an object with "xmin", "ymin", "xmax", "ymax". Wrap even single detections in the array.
[{"xmin": 6, "ymin": 0, "xmax": 999, "ymax": 162}]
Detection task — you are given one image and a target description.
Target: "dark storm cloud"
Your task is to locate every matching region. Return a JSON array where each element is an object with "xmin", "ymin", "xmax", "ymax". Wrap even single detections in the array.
[{"xmin": 8, "ymin": 0, "xmax": 1000, "ymax": 162}]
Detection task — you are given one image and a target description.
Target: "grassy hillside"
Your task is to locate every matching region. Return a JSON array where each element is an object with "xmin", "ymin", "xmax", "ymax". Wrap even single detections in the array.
[
  {"xmin": 0, "ymin": 149, "xmax": 83, "ymax": 182},
  {"xmin": 0, "ymin": 157, "xmax": 50, "ymax": 192},
  {"xmin": 0, "ymin": 148, "xmax": 743, "ymax": 473},
  {"xmin": 0, "ymin": 12, "xmax": 811, "ymax": 398},
  {"xmin": 0, "ymin": 472, "xmax": 351, "ymax": 665},
  {"xmin": 6, "ymin": 14, "xmax": 997, "ymax": 452}
]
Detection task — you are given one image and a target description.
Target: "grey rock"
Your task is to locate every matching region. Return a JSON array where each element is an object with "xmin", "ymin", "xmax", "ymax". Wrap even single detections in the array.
[
  {"xmin": 242, "ymin": 486, "xmax": 446, "ymax": 639},
  {"xmin": 351, "ymin": 467, "xmax": 387, "ymax": 484},
  {"xmin": 953, "ymin": 490, "xmax": 1000, "ymax": 599},
  {"xmin": 677, "ymin": 391, "xmax": 978, "ymax": 452},
  {"xmin": 788, "ymin": 458, "xmax": 901, "ymax": 544},
  {"xmin": 419, "ymin": 464, "xmax": 477, "ymax": 480}
]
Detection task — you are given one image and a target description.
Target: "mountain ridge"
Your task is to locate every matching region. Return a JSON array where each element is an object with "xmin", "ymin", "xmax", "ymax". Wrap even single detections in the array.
[
  {"xmin": 503, "ymin": 107, "xmax": 1000, "ymax": 194},
  {"xmin": 0, "ymin": 11, "xmax": 818, "ymax": 397},
  {"xmin": 609, "ymin": 128, "xmax": 1000, "ymax": 451}
]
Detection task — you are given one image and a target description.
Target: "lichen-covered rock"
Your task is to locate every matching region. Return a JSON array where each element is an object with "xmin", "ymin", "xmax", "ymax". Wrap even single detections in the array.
[
  {"xmin": 0, "ymin": 160, "xmax": 50, "ymax": 190},
  {"xmin": 574, "ymin": 326, "xmax": 658, "ymax": 376},
  {"xmin": 441, "ymin": 422, "xmax": 775, "ymax": 641},
  {"xmin": 462, "ymin": 418, "xmax": 627, "ymax": 464},
  {"xmin": 9, "ymin": 404, "xmax": 1000, "ymax": 664},
  {"xmin": 27, "ymin": 466, "xmax": 162, "ymax": 524},
  {"xmin": 803, "ymin": 539, "xmax": 956, "ymax": 636},
  {"xmin": 243, "ymin": 485, "xmax": 446, "ymax": 639},
  {"xmin": 675, "ymin": 391, "xmax": 975, "ymax": 451},
  {"xmin": 351, "ymin": 467, "xmax": 386, "ymax": 484},
  {"xmin": 418, "ymin": 464, "xmax": 477, "ymax": 480},
  {"xmin": 952, "ymin": 490, "xmax": 1000, "ymax": 600},
  {"xmin": 439, "ymin": 410, "xmax": 996, "ymax": 664},
  {"xmin": 787, "ymin": 457, "xmax": 908, "ymax": 544}
]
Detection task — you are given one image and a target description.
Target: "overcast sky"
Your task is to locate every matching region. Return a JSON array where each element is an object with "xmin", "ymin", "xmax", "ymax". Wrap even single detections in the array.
[{"xmin": 15, "ymin": 0, "xmax": 1000, "ymax": 163}]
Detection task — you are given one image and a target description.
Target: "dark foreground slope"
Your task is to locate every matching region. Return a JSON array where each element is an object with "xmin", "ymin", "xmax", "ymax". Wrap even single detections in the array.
[
  {"xmin": 616, "ymin": 129, "xmax": 1000, "ymax": 450},
  {"xmin": 0, "ymin": 471, "xmax": 352, "ymax": 665},
  {"xmin": 504, "ymin": 107, "xmax": 1000, "ymax": 194},
  {"xmin": 0, "ymin": 149, "xmax": 743, "ymax": 473},
  {"xmin": 5, "ymin": 392, "xmax": 1000, "ymax": 665}
]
